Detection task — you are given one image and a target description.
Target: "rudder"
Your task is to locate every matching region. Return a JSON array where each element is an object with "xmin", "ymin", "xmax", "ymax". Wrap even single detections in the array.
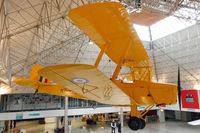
[{"xmin": 29, "ymin": 64, "xmax": 42, "ymax": 81}]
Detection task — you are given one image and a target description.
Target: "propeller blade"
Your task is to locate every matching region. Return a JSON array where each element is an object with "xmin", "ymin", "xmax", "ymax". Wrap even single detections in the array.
[{"xmin": 178, "ymin": 66, "xmax": 181, "ymax": 111}]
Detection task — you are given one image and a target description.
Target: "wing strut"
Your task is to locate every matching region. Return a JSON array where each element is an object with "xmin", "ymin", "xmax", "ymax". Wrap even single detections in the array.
[
  {"xmin": 138, "ymin": 105, "xmax": 154, "ymax": 118},
  {"xmin": 112, "ymin": 39, "xmax": 131, "ymax": 81},
  {"xmin": 94, "ymin": 44, "xmax": 108, "ymax": 68}
]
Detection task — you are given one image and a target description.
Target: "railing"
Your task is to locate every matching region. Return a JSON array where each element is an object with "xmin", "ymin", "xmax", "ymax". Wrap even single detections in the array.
[{"xmin": 0, "ymin": 93, "xmax": 111, "ymax": 112}]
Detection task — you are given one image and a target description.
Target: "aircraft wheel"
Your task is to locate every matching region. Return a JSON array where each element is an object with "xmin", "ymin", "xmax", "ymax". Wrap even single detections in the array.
[
  {"xmin": 140, "ymin": 118, "xmax": 146, "ymax": 129},
  {"xmin": 128, "ymin": 117, "xmax": 142, "ymax": 131}
]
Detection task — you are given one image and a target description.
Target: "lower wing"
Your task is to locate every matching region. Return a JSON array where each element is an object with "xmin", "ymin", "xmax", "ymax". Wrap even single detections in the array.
[{"xmin": 38, "ymin": 64, "xmax": 131, "ymax": 105}]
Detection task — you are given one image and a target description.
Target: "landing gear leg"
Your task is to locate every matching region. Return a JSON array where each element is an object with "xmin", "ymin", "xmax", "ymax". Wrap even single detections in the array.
[
  {"xmin": 128, "ymin": 102, "xmax": 152, "ymax": 131},
  {"xmin": 128, "ymin": 102, "xmax": 141, "ymax": 130}
]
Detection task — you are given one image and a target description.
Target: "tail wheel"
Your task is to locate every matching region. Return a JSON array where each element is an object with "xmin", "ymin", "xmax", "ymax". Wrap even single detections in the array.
[
  {"xmin": 140, "ymin": 118, "xmax": 146, "ymax": 129},
  {"xmin": 128, "ymin": 117, "xmax": 142, "ymax": 131}
]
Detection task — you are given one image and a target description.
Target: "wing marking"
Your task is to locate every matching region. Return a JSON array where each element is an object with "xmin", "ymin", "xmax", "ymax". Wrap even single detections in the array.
[
  {"xmin": 48, "ymin": 67, "xmax": 101, "ymax": 99},
  {"xmin": 103, "ymin": 82, "xmax": 113, "ymax": 100}
]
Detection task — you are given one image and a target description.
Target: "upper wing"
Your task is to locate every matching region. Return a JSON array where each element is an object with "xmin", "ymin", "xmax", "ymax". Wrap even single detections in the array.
[
  {"xmin": 68, "ymin": 2, "xmax": 153, "ymax": 81},
  {"xmin": 38, "ymin": 64, "xmax": 131, "ymax": 105}
]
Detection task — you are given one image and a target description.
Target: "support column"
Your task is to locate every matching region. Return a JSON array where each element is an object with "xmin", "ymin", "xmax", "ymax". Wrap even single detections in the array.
[
  {"xmin": 64, "ymin": 97, "xmax": 68, "ymax": 133},
  {"xmin": 0, "ymin": 95, "xmax": 1, "ymax": 107},
  {"xmin": 181, "ymin": 111, "xmax": 187, "ymax": 121},
  {"xmin": 179, "ymin": 112, "xmax": 191, "ymax": 121},
  {"xmin": 148, "ymin": 26, "xmax": 158, "ymax": 82},
  {"xmin": 105, "ymin": 113, "xmax": 108, "ymax": 121},
  {"xmin": 56, "ymin": 117, "xmax": 59, "ymax": 129},
  {"xmin": 175, "ymin": 111, "xmax": 181, "ymax": 120},
  {"xmin": 120, "ymin": 108, "xmax": 123, "ymax": 132},
  {"xmin": 0, "ymin": 120, "xmax": 4, "ymax": 132},
  {"xmin": 157, "ymin": 110, "xmax": 165, "ymax": 122}
]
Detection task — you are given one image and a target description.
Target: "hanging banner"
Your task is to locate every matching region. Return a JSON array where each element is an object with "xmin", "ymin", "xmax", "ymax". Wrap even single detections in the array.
[{"xmin": 181, "ymin": 90, "xmax": 199, "ymax": 109}]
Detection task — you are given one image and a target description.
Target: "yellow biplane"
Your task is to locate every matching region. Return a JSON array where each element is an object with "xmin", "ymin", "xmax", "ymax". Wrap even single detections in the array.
[{"xmin": 14, "ymin": 2, "xmax": 178, "ymax": 131}]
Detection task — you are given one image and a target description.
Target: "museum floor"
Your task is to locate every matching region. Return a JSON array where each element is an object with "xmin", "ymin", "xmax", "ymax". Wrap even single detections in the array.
[{"xmin": 5, "ymin": 119, "xmax": 200, "ymax": 133}]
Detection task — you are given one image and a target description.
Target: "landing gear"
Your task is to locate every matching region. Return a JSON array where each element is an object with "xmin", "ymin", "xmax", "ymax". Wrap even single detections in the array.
[
  {"xmin": 128, "ymin": 117, "xmax": 141, "ymax": 130},
  {"xmin": 128, "ymin": 117, "xmax": 146, "ymax": 131},
  {"xmin": 129, "ymin": 102, "xmax": 153, "ymax": 131}
]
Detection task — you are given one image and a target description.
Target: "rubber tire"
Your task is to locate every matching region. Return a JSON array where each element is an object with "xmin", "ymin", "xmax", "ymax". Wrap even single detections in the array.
[
  {"xmin": 140, "ymin": 118, "xmax": 146, "ymax": 129},
  {"xmin": 128, "ymin": 117, "xmax": 142, "ymax": 131}
]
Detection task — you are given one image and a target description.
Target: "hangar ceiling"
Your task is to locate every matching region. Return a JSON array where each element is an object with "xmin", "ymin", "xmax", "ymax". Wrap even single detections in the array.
[
  {"xmin": 0, "ymin": 0, "xmax": 200, "ymax": 94},
  {"xmin": 125, "ymin": 0, "xmax": 200, "ymax": 24}
]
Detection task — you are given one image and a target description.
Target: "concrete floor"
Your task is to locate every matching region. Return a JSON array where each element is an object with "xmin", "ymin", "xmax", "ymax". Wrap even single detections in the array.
[{"xmin": 5, "ymin": 119, "xmax": 200, "ymax": 133}]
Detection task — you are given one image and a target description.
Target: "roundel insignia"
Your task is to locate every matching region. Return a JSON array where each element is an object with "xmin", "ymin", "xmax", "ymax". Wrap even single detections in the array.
[{"xmin": 70, "ymin": 78, "xmax": 89, "ymax": 84}]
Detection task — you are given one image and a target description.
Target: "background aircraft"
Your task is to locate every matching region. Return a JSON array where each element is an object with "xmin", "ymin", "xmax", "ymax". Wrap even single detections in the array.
[{"xmin": 188, "ymin": 119, "xmax": 200, "ymax": 126}]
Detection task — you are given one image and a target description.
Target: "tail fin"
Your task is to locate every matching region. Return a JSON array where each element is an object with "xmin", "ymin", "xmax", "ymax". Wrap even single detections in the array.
[{"xmin": 29, "ymin": 64, "xmax": 43, "ymax": 81}]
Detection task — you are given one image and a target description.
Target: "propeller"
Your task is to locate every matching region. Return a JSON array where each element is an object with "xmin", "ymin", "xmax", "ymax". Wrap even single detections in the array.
[{"xmin": 178, "ymin": 66, "xmax": 181, "ymax": 111}]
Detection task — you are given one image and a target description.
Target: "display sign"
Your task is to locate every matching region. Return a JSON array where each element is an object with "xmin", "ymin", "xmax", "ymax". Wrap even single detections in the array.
[
  {"xmin": 181, "ymin": 90, "xmax": 199, "ymax": 109},
  {"xmin": 29, "ymin": 113, "xmax": 40, "ymax": 117},
  {"xmin": 16, "ymin": 113, "xmax": 23, "ymax": 120}
]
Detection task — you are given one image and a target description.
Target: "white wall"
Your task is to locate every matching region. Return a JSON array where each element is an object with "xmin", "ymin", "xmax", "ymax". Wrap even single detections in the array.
[{"xmin": 152, "ymin": 24, "xmax": 200, "ymax": 89}]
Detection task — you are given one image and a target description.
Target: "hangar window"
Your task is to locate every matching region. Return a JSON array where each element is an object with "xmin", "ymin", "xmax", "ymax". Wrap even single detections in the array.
[{"xmin": 134, "ymin": 16, "xmax": 195, "ymax": 41}]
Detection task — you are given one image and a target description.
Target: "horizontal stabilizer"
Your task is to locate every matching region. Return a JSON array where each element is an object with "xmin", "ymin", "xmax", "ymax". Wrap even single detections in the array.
[{"xmin": 14, "ymin": 79, "xmax": 36, "ymax": 87}]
